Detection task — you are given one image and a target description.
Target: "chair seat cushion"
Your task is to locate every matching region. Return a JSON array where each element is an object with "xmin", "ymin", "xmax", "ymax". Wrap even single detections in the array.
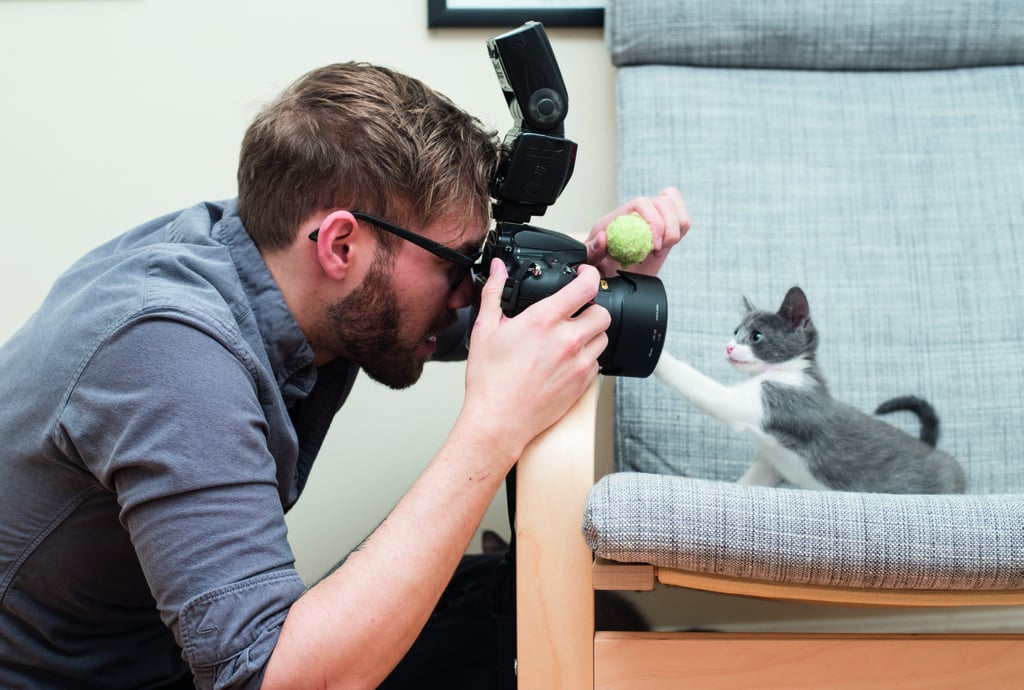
[{"xmin": 584, "ymin": 472, "xmax": 1024, "ymax": 591}]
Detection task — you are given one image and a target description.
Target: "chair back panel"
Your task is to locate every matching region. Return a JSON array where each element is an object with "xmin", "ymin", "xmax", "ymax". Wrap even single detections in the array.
[
  {"xmin": 610, "ymin": 0, "xmax": 1024, "ymax": 494},
  {"xmin": 607, "ymin": 0, "xmax": 1024, "ymax": 69}
]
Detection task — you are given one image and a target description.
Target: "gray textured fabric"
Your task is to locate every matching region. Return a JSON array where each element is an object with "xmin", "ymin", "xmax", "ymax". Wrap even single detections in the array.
[
  {"xmin": 584, "ymin": 474, "xmax": 1024, "ymax": 590},
  {"xmin": 585, "ymin": 1, "xmax": 1024, "ymax": 588},
  {"xmin": 614, "ymin": 64, "xmax": 1024, "ymax": 492},
  {"xmin": 606, "ymin": 0, "xmax": 1024, "ymax": 69}
]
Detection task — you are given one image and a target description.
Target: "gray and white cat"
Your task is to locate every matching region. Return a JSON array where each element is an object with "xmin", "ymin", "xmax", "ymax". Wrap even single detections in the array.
[{"xmin": 654, "ymin": 286, "xmax": 966, "ymax": 494}]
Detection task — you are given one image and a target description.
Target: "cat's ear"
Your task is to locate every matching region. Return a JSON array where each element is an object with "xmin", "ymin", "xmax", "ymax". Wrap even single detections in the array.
[
  {"xmin": 779, "ymin": 286, "xmax": 811, "ymax": 329},
  {"xmin": 742, "ymin": 296, "xmax": 756, "ymax": 313}
]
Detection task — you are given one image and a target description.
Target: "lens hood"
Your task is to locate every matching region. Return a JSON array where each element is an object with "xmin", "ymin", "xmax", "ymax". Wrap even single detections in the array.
[{"xmin": 594, "ymin": 271, "xmax": 667, "ymax": 377}]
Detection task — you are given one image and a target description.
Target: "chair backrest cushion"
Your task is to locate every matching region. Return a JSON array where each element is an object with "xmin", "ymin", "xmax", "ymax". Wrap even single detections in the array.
[
  {"xmin": 607, "ymin": 0, "xmax": 1024, "ymax": 70},
  {"xmin": 610, "ymin": 0, "xmax": 1024, "ymax": 494}
]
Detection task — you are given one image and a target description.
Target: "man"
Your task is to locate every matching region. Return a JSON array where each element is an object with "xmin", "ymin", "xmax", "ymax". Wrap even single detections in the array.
[{"xmin": 0, "ymin": 62, "xmax": 688, "ymax": 688}]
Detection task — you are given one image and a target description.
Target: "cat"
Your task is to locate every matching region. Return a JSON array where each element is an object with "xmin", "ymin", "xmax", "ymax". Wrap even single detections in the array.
[
  {"xmin": 654, "ymin": 286, "xmax": 967, "ymax": 494},
  {"xmin": 480, "ymin": 530, "xmax": 649, "ymax": 631}
]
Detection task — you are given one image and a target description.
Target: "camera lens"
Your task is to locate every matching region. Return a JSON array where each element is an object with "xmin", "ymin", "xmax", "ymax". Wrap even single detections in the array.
[{"xmin": 593, "ymin": 272, "xmax": 667, "ymax": 377}]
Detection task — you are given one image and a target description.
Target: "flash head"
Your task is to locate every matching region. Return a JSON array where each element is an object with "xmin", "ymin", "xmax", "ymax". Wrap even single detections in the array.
[
  {"xmin": 488, "ymin": 21, "xmax": 569, "ymax": 134},
  {"xmin": 488, "ymin": 22, "xmax": 577, "ymax": 224}
]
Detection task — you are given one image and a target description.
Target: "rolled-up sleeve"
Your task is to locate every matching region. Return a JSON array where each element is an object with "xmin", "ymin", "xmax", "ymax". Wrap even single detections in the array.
[
  {"xmin": 181, "ymin": 570, "xmax": 306, "ymax": 688},
  {"xmin": 58, "ymin": 317, "xmax": 309, "ymax": 689}
]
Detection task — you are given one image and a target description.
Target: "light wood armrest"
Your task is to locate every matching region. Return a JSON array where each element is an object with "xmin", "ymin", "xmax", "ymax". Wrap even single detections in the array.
[{"xmin": 516, "ymin": 378, "xmax": 599, "ymax": 688}]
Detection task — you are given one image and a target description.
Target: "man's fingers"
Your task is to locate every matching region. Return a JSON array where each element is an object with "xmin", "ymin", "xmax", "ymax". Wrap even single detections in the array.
[
  {"xmin": 531, "ymin": 263, "xmax": 603, "ymax": 321},
  {"xmin": 474, "ymin": 259, "xmax": 508, "ymax": 328}
]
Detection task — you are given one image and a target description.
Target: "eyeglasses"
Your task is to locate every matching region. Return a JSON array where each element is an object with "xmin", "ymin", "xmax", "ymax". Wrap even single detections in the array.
[{"xmin": 309, "ymin": 211, "xmax": 481, "ymax": 291}]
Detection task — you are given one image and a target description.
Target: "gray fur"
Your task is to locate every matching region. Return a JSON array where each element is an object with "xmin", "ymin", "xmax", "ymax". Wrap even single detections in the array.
[{"xmin": 742, "ymin": 287, "xmax": 966, "ymax": 494}]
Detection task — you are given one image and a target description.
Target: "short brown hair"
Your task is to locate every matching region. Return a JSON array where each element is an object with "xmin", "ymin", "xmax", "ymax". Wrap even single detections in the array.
[{"xmin": 238, "ymin": 62, "xmax": 499, "ymax": 251}]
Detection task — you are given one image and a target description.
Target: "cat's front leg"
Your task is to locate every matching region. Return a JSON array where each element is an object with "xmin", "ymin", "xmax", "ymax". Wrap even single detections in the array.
[
  {"xmin": 654, "ymin": 351, "xmax": 764, "ymax": 432},
  {"xmin": 737, "ymin": 456, "xmax": 783, "ymax": 487}
]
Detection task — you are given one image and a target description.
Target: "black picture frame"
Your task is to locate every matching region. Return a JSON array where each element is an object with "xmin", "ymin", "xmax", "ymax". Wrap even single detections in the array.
[{"xmin": 427, "ymin": 0, "xmax": 603, "ymax": 28}]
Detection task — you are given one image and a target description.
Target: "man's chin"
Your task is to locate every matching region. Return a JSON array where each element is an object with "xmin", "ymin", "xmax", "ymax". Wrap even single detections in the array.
[{"xmin": 362, "ymin": 356, "xmax": 426, "ymax": 391}]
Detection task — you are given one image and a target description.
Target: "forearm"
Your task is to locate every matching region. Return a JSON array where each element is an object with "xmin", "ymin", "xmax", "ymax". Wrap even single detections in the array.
[{"xmin": 262, "ymin": 420, "xmax": 513, "ymax": 689}]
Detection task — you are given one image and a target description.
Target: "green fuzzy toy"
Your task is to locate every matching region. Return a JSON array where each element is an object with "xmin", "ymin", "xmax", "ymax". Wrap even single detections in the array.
[{"xmin": 606, "ymin": 212, "xmax": 654, "ymax": 266}]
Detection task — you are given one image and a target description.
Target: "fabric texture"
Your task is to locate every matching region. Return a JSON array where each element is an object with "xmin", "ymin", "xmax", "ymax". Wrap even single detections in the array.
[
  {"xmin": 613, "ymin": 64, "xmax": 1024, "ymax": 488},
  {"xmin": 584, "ymin": 0, "xmax": 1024, "ymax": 590},
  {"xmin": 585, "ymin": 475, "xmax": 1024, "ymax": 590},
  {"xmin": 606, "ymin": 0, "xmax": 1024, "ymax": 69}
]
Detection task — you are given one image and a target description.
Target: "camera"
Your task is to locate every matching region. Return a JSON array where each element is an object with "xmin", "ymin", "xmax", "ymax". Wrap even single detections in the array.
[{"xmin": 478, "ymin": 22, "xmax": 667, "ymax": 377}]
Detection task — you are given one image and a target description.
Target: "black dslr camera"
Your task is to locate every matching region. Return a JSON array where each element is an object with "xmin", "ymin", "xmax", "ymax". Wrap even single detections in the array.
[{"xmin": 480, "ymin": 22, "xmax": 667, "ymax": 377}]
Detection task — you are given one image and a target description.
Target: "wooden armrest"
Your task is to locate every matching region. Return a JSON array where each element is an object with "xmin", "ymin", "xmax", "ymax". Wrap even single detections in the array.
[{"xmin": 515, "ymin": 378, "xmax": 600, "ymax": 688}]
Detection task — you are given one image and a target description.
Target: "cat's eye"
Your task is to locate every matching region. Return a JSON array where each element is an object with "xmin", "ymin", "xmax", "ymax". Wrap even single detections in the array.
[{"xmin": 751, "ymin": 331, "xmax": 763, "ymax": 342}]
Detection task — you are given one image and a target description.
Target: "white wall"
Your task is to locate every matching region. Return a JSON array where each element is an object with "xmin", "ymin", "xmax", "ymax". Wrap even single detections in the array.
[{"xmin": 0, "ymin": 0, "xmax": 616, "ymax": 582}]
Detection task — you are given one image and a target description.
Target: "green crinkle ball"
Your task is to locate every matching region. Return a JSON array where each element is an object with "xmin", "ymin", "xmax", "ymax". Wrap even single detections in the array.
[{"xmin": 606, "ymin": 212, "xmax": 653, "ymax": 266}]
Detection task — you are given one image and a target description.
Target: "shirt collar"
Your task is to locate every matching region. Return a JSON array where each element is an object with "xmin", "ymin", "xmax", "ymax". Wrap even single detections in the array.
[{"xmin": 212, "ymin": 199, "xmax": 318, "ymax": 406}]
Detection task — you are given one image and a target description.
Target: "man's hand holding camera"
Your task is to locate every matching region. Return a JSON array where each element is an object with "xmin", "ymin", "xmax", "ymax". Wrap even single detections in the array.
[{"xmin": 465, "ymin": 257, "xmax": 610, "ymax": 459}]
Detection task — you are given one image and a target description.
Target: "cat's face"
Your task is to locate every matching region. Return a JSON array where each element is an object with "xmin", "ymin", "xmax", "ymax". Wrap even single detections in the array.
[{"xmin": 725, "ymin": 287, "xmax": 818, "ymax": 375}]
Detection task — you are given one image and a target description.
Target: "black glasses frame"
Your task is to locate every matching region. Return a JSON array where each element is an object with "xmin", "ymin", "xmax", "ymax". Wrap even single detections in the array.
[{"xmin": 309, "ymin": 211, "xmax": 480, "ymax": 290}]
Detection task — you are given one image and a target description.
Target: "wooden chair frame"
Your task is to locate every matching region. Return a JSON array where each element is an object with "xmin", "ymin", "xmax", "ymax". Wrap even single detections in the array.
[{"xmin": 514, "ymin": 378, "xmax": 1024, "ymax": 689}]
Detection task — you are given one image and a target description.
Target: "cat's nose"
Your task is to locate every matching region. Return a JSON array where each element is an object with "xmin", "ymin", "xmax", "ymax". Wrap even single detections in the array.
[{"xmin": 726, "ymin": 344, "xmax": 734, "ymax": 354}]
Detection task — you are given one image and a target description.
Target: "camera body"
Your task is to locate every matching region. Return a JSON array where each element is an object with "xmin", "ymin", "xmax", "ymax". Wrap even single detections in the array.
[{"xmin": 481, "ymin": 22, "xmax": 667, "ymax": 377}]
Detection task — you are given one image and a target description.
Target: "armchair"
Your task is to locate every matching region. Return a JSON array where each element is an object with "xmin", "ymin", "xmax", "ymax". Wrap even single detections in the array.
[{"xmin": 514, "ymin": 0, "xmax": 1024, "ymax": 687}]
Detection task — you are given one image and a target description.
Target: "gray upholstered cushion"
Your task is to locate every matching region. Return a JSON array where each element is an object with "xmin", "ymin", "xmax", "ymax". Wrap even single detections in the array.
[
  {"xmin": 585, "ymin": 474, "xmax": 1024, "ymax": 590},
  {"xmin": 606, "ymin": 0, "xmax": 1024, "ymax": 69},
  {"xmin": 584, "ymin": 0, "xmax": 1024, "ymax": 587}
]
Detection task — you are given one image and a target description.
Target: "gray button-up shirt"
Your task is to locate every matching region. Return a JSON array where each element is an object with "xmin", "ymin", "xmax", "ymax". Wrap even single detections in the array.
[{"xmin": 0, "ymin": 200, "xmax": 359, "ymax": 688}]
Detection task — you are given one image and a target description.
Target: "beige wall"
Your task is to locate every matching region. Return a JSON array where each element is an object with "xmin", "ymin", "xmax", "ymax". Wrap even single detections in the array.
[
  {"xmin": 4, "ymin": 1, "xmax": 1018, "ymax": 636},
  {"xmin": 0, "ymin": 0, "xmax": 616, "ymax": 582}
]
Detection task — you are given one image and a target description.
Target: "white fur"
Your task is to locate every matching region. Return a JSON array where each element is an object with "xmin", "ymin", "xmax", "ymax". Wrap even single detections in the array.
[
  {"xmin": 654, "ymin": 350, "xmax": 828, "ymax": 489},
  {"xmin": 654, "ymin": 352, "xmax": 765, "ymax": 434}
]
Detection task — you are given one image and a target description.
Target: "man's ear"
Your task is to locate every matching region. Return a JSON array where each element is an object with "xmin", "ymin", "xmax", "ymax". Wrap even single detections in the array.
[{"xmin": 312, "ymin": 210, "xmax": 366, "ymax": 281}]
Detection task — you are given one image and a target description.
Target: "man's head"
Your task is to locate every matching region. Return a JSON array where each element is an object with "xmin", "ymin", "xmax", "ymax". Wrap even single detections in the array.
[
  {"xmin": 237, "ymin": 61, "xmax": 499, "ymax": 253},
  {"xmin": 238, "ymin": 63, "xmax": 500, "ymax": 388}
]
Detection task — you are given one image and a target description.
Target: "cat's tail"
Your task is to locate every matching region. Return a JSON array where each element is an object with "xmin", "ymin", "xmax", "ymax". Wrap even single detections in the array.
[{"xmin": 874, "ymin": 396, "xmax": 940, "ymax": 447}]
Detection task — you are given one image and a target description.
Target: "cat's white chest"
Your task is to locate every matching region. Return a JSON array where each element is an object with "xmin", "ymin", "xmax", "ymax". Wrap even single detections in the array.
[
  {"xmin": 742, "ymin": 367, "xmax": 829, "ymax": 490},
  {"xmin": 757, "ymin": 363, "xmax": 812, "ymax": 388},
  {"xmin": 745, "ymin": 432, "xmax": 830, "ymax": 490}
]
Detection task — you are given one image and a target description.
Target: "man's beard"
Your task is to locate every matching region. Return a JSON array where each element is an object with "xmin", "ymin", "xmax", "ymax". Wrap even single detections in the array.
[{"xmin": 318, "ymin": 255, "xmax": 451, "ymax": 390}]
